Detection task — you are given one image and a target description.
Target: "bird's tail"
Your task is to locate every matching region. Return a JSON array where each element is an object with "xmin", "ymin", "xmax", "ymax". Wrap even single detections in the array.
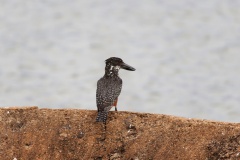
[{"xmin": 96, "ymin": 111, "xmax": 108, "ymax": 123}]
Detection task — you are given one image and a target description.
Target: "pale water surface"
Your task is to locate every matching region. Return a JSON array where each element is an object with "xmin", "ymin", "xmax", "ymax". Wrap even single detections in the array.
[{"xmin": 0, "ymin": 1, "xmax": 240, "ymax": 122}]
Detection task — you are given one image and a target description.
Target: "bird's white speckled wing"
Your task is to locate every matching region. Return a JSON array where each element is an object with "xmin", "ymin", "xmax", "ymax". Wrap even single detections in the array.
[{"xmin": 96, "ymin": 77, "xmax": 122, "ymax": 112}]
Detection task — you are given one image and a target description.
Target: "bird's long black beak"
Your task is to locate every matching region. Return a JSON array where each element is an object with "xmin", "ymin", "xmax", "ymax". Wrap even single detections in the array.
[{"xmin": 121, "ymin": 62, "xmax": 136, "ymax": 71}]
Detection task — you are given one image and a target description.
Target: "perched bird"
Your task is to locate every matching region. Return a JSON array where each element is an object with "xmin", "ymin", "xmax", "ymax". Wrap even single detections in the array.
[{"xmin": 96, "ymin": 57, "xmax": 135, "ymax": 123}]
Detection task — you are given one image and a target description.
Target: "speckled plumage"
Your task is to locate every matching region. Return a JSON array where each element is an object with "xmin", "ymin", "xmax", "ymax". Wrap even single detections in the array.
[{"xmin": 96, "ymin": 57, "xmax": 135, "ymax": 123}]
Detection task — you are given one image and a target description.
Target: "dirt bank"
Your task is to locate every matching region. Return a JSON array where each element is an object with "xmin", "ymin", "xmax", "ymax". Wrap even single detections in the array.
[{"xmin": 0, "ymin": 107, "xmax": 239, "ymax": 160}]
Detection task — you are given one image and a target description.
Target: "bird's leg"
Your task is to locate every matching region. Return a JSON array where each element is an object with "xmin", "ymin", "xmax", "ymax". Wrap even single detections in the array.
[{"xmin": 113, "ymin": 98, "xmax": 118, "ymax": 111}]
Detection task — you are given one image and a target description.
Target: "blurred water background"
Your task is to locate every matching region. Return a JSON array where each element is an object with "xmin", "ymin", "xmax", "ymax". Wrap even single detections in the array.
[{"xmin": 0, "ymin": 1, "xmax": 240, "ymax": 122}]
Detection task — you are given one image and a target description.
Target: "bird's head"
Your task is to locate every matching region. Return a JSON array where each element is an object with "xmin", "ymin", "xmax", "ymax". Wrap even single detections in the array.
[{"xmin": 105, "ymin": 57, "xmax": 136, "ymax": 72}]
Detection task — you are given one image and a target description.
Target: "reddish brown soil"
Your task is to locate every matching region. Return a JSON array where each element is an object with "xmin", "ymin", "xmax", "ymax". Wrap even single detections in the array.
[{"xmin": 0, "ymin": 107, "xmax": 240, "ymax": 160}]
